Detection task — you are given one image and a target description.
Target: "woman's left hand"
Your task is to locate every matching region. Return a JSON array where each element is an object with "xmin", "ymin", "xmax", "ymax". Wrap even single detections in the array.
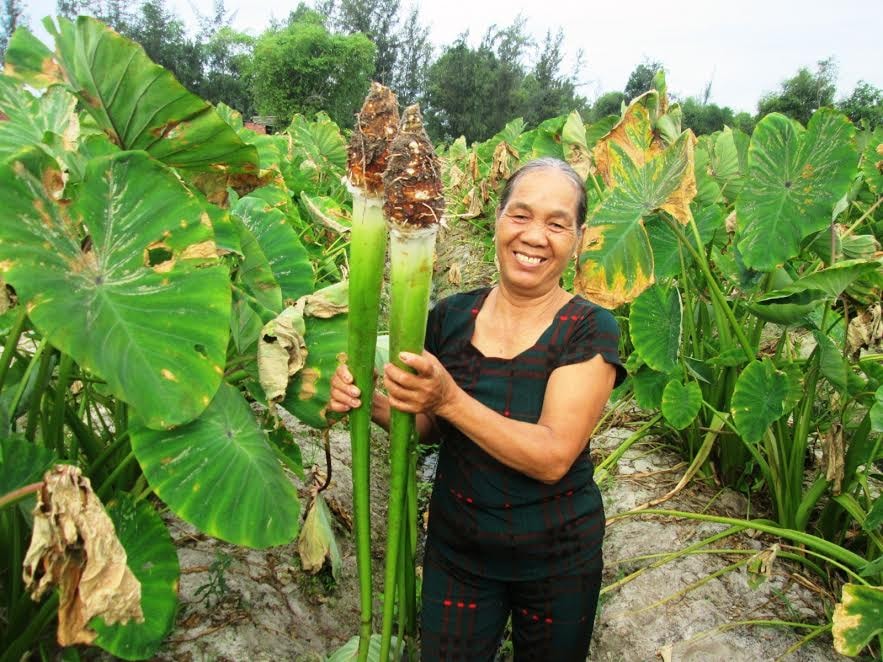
[{"xmin": 384, "ymin": 350, "xmax": 459, "ymax": 416}]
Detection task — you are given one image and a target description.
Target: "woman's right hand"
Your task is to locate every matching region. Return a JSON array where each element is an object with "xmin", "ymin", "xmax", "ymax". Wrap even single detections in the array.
[{"xmin": 328, "ymin": 363, "xmax": 363, "ymax": 414}]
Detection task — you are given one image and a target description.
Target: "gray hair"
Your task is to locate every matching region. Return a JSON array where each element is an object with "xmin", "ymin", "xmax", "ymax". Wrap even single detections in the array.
[{"xmin": 497, "ymin": 157, "xmax": 588, "ymax": 227}]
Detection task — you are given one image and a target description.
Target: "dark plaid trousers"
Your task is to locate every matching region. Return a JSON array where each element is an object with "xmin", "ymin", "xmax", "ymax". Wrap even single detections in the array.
[{"xmin": 420, "ymin": 541, "xmax": 603, "ymax": 662}]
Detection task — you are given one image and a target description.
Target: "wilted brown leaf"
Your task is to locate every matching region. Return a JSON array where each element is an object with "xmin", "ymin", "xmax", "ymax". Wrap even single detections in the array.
[
  {"xmin": 259, "ymin": 282, "xmax": 349, "ymax": 403},
  {"xmin": 490, "ymin": 141, "xmax": 516, "ymax": 186},
  {"xmin": 846, "ymin": 303, "xmax": 882, "ymax": 357},
  {"xmin": 22, "ymin": 465, "xmax": 143, "ymax": 646},
  {"xmin": 822, "ymin": 423, "xmax": 845, "ymax": 495},
  {"xmin": 258, "ymin": 306, "xmax": 307, "ymax": 403}
]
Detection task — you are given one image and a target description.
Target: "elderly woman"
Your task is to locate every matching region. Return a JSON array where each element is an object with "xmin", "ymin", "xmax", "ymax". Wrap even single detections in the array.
[{"xmin": 330, "ymin": 157, "xmax": 625, "ymax": 661}]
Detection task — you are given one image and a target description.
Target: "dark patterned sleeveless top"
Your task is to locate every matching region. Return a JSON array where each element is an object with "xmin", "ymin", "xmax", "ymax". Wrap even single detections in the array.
[{"xmin": 423, "ymin": 287, "xmax": 626, "ymax": 581}]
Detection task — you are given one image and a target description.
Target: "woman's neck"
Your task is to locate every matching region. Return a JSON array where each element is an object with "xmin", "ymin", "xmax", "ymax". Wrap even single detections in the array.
[{"xmin": 489, "ymin": 282, "xmax": 569, "ymax": 320}]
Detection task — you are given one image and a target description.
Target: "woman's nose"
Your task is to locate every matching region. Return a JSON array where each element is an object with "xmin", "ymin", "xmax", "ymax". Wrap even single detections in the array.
[{"xmin": 521, "ymin": 220, "xmax": 549, "ymax": 245}]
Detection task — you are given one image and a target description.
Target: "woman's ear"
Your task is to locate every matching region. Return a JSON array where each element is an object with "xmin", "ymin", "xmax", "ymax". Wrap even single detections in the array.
[{"xmin": 573, "ymin": 224, "xmax": 584, "ymax": 258}]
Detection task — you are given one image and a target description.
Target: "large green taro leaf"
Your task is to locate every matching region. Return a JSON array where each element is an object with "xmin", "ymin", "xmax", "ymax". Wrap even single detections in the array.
[
  {"xmin": 5, "ymin": 17, "xmax": 258, "ymax": 175},
  {"xmin": 91, "ymin": 494, "xmax": 178, "ymax": 660},
  {"xmin": 131, "ymin": 382, "xmax": 300, "ymax": 548},
  {"xmin": 832, "ymin": 584, "xmax": 883, "ymax": 656},
  {"xmin": 0, "ymin": 150, "xmax": 229, "ymax": 429},
  {"xmin": 710, "ymin": 126, "xmax": 748, "ymax": 201},
  {"xmin": 734, "ymin": 109, "xmax": 857, "ymax": 271},
  {"xmin": 629, "ymin": 285, "xmax": 682, "ymax": 373},
  {"xmin": 632, "ymin": 365, "xmax": 668, "ymax": 410},
  {"xmin": 813, "ymin": 330, "xmax": 849, "ymax": 392},
  {"xmin": 661, "ymin": 379, "xmax": 702, "ymax": 430},
  {"xmin": 693, "ymin": 137, "xmax": 722, "ymax": 206},
  {"xmin": 231, "ymin": 214, "xmax": 283, "ymax": 316},
  {"xmin": 281, "ymin": 313, "xmax": 347, "ymax": 429},
  {"xmin": 731, "ymin": 359, "xmax": 788, "ymax": 443},
  {"xmin": 526, "ymin": 115, "xmax": 567, "ymax": 161},
  {"xmin": 232, "ymin": 196, "xmax": 314, "ymax": 302},
  {"xmin": 0, "ymin": 75, "xmax": 79, "ymax": 161},
  {"xmin": 575, "ymin": 102, "xmax": 696, "ymax": 309},
  {"xmin": 287, "ymin": 112, "xmax": 347, "ymax": 174}
]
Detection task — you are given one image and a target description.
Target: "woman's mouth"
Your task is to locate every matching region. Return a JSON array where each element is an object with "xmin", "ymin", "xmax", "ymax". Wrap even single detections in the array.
[{"xmin": 514, "ymin": 251, "xmax": 545, "ymax": 266}]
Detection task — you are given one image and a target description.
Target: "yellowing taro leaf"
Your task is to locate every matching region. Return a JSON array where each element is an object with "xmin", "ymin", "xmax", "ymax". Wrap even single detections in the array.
[
  {"xmin": 575, "ymin": 129, "xmax": 697, "ymax": 308},
  {"xmin": 592, "ymin": 95, "xmax": 661, "ymax": 186},
  {"xmin": 833, "ymin": 583, "xmax": 883, "ymax": 656},
  {"xmin": 22, "ymin": 465, "xmax": 143, "ymax": 646},
  {"xmin": 561, "ymin": 111, "xmax": 592, "ymax": 180},
  {"xmin": 297, "ymin": 492, "xmax": 341, "ymax": 580}
]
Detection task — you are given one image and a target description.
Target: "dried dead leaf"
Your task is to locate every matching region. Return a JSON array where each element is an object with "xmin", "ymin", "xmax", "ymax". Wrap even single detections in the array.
[
  {"xmin": 846, "ymin": 303, "xmax": 882, "ymax": 357},
  {"xmin": 822, "ymin": 423, "xmax": 845, "ymax": 495},
  {"xmin": 460, "ymin": 188, "xmax": 483, "ymax": 219},
  {"xmin": 258, "ymin": 306, "xmax": 308, "ymax": 403},
  {"xmin": 725, "ymin": 210, "xmax": 738, "ymax": 233},
  {"xmin": 300, "ymin": 281, "xmax": 348, "ymax": 318},
  {"xmin": 22, "ymin": 465, "xmax": 143, "ymax": 646},
  {"xmin": 447, "ymin": 262, "xmax": 462, "ymax": 286},
  {"xmin": 747, "ymin": 543, "xmax": 780, "ymax": 589},
  {"xmin": 490, "ymin": 141, "xmax": 515, "ymax": 186},
  {"xmin": 0, "ymin": 277, "xmax": 11, "ymax": 315}
]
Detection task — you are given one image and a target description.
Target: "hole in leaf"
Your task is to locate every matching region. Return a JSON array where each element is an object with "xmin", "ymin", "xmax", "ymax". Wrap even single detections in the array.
[
  {"xmin": 263, "ymin": 335, "xmax": 277, "ymax": 343},
  {"xmin": 194, "ymin": 344, "xmax": 207, "ymax": 357},
  {"xmin": 784, "ymin": 181, "xmax": 792, "ymax": 189},
  {"xmin": 80, "ymin": 235, "xmax": 93, "ymax": 252},
  {"xmin": 146, "ymin": 246, "xmax": 174, "ymax": 266}
]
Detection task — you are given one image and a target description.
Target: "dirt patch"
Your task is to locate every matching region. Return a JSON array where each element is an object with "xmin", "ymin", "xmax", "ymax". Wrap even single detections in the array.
[{"xmin": 590, "ymin": 426, "xmax": 845, "ymax": 662}]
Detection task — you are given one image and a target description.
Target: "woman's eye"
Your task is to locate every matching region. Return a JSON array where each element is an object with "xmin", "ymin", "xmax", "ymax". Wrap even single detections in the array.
[{"xmin": 549, "ymin": 223, "xmax": 566, "ymax": 231}]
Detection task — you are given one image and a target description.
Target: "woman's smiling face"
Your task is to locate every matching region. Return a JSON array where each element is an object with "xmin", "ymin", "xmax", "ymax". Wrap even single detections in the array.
[{"xmin": 494, "ymin": 167, "xmax": 581, "ymax": 296}]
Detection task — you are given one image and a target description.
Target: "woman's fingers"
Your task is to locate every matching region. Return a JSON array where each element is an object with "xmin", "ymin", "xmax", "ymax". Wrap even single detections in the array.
[
  {"xmin": 383, "ymin": 350, "xmax": 450, "ymax": 415},
  {"xmin": 329, "ymin": 363, "xmax": 361, "ymax": 412}
]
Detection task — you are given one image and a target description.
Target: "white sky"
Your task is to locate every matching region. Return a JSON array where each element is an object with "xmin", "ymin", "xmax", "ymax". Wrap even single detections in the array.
[{"xmin": 19, "ymin": 0, "xmax": 883, "ymax": 114}]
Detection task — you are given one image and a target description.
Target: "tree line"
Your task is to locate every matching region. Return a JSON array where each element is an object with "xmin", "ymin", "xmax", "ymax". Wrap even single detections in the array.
[{"xmin": 1, "ymin": 0, "xmax": 880, "ymax": 141}]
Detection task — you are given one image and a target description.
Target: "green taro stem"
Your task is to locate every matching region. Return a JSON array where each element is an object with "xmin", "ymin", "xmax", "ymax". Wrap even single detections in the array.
[
  {"xmin": 380, "ymin": 224, "xmax": 437, "ymax": 662},
  {"xmin": 347, "ymin": 191, "xmax": 388, "ymax": 658}
]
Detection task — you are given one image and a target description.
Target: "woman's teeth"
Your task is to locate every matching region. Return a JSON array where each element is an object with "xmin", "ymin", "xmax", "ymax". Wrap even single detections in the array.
[{"xmin": 515, "ymin": 252, "xmax": 543, "ymax": 265}]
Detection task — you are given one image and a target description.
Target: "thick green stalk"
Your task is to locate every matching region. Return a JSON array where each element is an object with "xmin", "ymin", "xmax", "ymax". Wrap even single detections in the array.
[
  {"xmin": 8, "ymin": 336, "xmax": 48, "ymax": 427},
  {"xmin": 0, "ymin": 304, "xmax": 28, "ymax": 392},
  {"xmin": 380, "ymin": 224, "xmax": 437, "ymax": 662},
  {"xmin": 666, "ymin": 216, "xmax": 753, "ymax": 359},
  {"xmin": 347, "ymin": 191, "xmax": 388, "ymax": 659},
  {"xmin": 609, "ymin": 508, "xmax": 869, "ymax": 571}
]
